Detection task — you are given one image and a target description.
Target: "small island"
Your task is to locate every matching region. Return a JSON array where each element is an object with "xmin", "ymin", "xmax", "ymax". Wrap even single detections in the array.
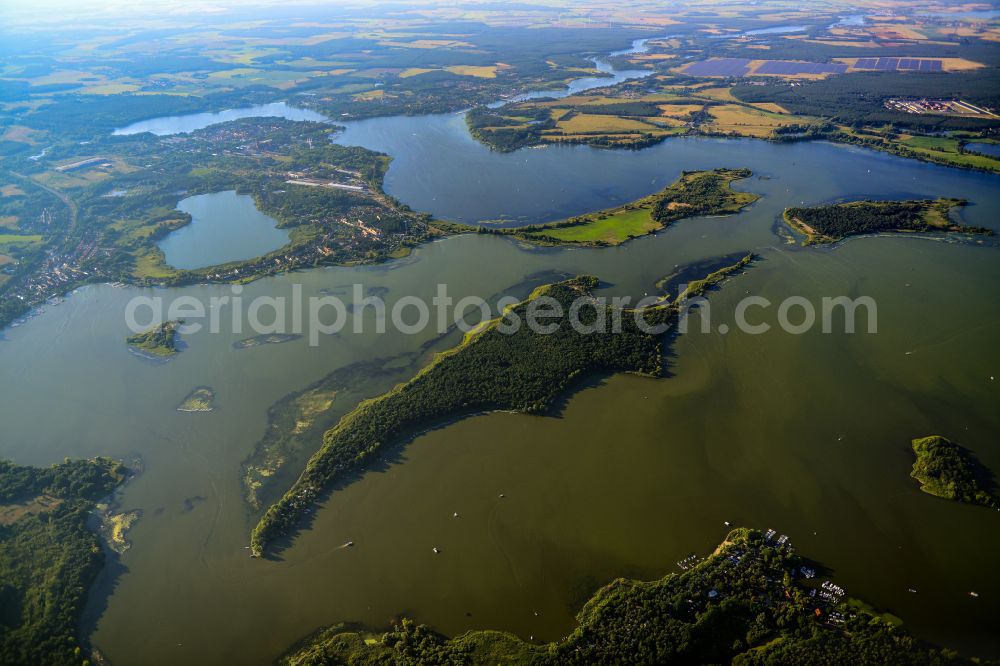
[
  {"xmin": 445, "ymin": 169, "xmax": 759, "ymax": 247},
  {"xmin": 177, "ymin": 386, "xmax": 216, "ymax": 412},
  {"xmin": 783, "ymin": 198, "xmax": 991, "ymax": 245},
  {"xmin": 279, "ymin": 528, "xmax": 970, "ymax": 665},
  {"xmin": 910, "ymin": 435, "xmax": 998, "ymax": 508},
  {"xmin": 126, "ymin": 319, "xmax": 184, "ymax": 356},
  {"xmin": 250, "ymin": 257, "xmax": 753, "ymax": 557}
]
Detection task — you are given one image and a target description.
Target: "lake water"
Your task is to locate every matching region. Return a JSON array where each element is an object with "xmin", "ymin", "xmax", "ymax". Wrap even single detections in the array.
[
  {"xmin": 337, "ymin": 114, "xmax": 1000, "ymax": 226},
  {"xmin": 966, "ymin": 142, "xmax": 1000, "ymax": 159},
  {"xmin": 4, "ymin": 37, "xmax": 999, "ymax": 666},
  {"xmin": 1, "ymin": 129, "xmax": 997, "ymax": 663},
  {"xmin": 710, "ymin": 25, "xmax": 809, "ymax": 39},
  {"xmin": 158, "ymin": 190, "xmax": 290, "ymax": 269},
  {"xmin": 744, "ymin": 25, "xmax": 808, "ymax": 36},
  {"xmin": 832, "ymin": 14, "xmax": 866, "ymax": 27},
  {"xmin": 112, "ymin": 101, "xmax": 327, "ymax": 136}
]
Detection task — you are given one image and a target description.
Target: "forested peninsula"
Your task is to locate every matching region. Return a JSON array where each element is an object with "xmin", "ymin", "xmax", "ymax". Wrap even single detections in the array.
[
  {"xmin": 279, "ymin": 528, "xmax": 979, "ymax": 666},
  {"xmin": 0, "ymin": 457, "xmax": 128, "ymax": 665},
  {"xmin": 250, "ymin": 258, "xmax": 753, "ymax": 557}
]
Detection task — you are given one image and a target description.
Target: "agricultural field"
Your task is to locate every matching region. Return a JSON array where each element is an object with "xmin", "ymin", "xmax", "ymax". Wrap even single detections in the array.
[
  {"xmin": 554, "ymin": 113, "xmax": 660, "ymax": 134},
  {"xmin": 706, "ymin": 104, "xmax": 813, "ymax": 137}
]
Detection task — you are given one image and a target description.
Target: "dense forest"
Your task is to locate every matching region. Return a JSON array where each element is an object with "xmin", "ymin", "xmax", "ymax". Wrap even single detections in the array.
[
  {"xmin": 466, "ymin": 105, "xmax": 556, "ymax": 152},
  {"xmin": 278, "ymin": 528, "xmax": 978, "ymax": 666},
  {"xmin": 910, "ymin": 436, "xmax": 998, "ymax": 508},
  {"xmin": 251, "ymin": 273, "xmax": 694, "ymax": 555},
  {"xmin": 783, "ymin": 198, "xmax": 989, "ymax": 243},
  {"xmin": 649, "ymin": 168, "xmax": 757, "ymax": 223},
  {"xmin": 0, "ymin": 458, "xmax": 127, "ymax": 666}
]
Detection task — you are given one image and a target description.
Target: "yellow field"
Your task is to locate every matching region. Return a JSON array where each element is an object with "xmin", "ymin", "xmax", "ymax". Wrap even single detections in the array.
[
  {"xmin": 658, "ymin": 104, "xmax": 703, "ymax": 117},
  {"xmin": 750, "ymin": 102, "xmax": 790, "ymax": 114},
  {"xmin": 869, "ymin": 24, "xmax": 928, "ymax": 40},
  {"xmin": 352, "ymin": 89, "xmax": 385, "ymax": 101},
  {"xmin": 556, "ymin": 114, "xmax": 657, "ymax": 134},
  {"xmin": 444, "ymin": 65, "xmax": 498, "ymax": 78},
  {"xmin": 707, "ymin": 105, "xmax": 805, "ymax": 138},
  {"xmin": 936, "ymin": 26, "xmax": 1000, "ymax": 42},
  {"xmin": 1, "ymin": 185, "xmax": 26, "ymax": 197},
  {"xmin": 542, "ymin": 130, "xmax": 677, "ymax": 144},
  {"xmin": 939, "ymin": 57, "xmax": 987, "ymax": 71},
  {"xmin": 695, "ymin": 87, "xmax": 738, "ymax": 102},
  {"xmin": 539, "ymin": 95, "xmax": 621, "ymax": 107},
  {"xmin": 399, "ymin": 67, "xmax": 437, "ymax": 78}
]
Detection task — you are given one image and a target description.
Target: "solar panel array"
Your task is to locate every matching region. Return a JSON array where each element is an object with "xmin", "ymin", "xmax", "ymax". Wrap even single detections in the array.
[
  {"xmin": 755, "ymin": 61, "xmax": 849, "ymax": 75},
  {"xmin": 854, "ymin": 57, "xmax": 942, "ymax": 72},
  {"xmin": 683, "ymin": 58, "xmax": 752, "ymax": 76}
]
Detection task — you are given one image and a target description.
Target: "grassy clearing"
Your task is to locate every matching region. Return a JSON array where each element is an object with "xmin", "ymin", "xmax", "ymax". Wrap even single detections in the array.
[
  {"xmin": 0, "ymin": 494, "xmax": 63, "ymax": 527},
  {"xmin": 0, "ymin": 216, "xmax": 19, "ymax": 229},
  {"xmin": 131, "ymin": 246, "xmax": 179, "ymax": 280},
  {"xmin": 542, "ymin": 207, "xmax": 656, "ymax": 243},
  {"xmin": 0, "ymin": 234, "xmax": 44, "ymax": 254},
  {"xmin": 896, "ymin": 135, "xmax": 1000, "ymax": 170}
]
